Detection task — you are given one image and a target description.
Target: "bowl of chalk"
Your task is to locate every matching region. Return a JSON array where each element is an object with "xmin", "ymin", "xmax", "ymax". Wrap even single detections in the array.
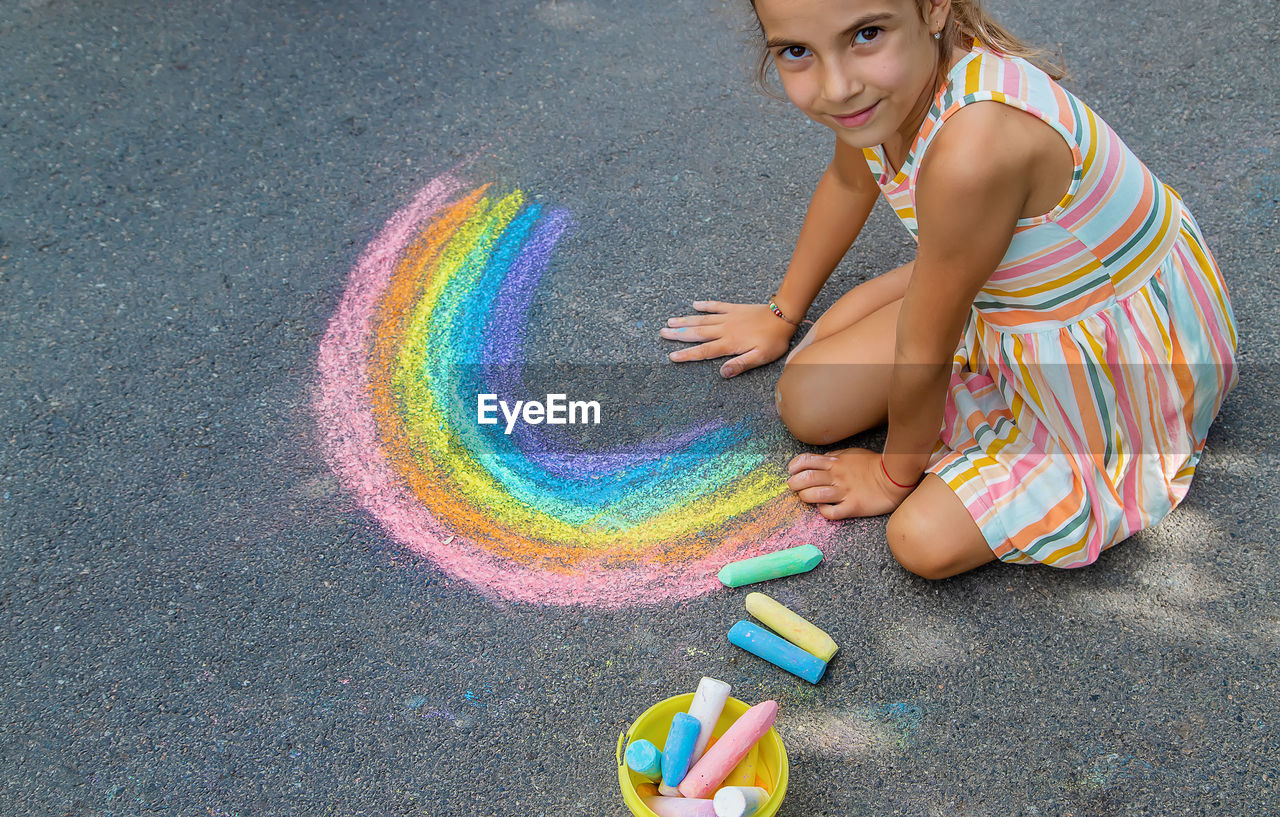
[{"xmin": 616, "ymin": 677, "xmax": 787, "ymax": 817}]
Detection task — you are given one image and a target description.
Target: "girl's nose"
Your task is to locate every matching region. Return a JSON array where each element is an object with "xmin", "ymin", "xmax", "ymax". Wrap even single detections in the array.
[{"xmin": 821, "ymin": 58, "xmax": 861, "ymax": 105}]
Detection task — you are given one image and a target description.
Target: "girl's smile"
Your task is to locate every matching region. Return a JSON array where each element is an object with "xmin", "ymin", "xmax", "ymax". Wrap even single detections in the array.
[
  {"xmin": 831, "ymin": 100, "xmax": 879, "ymax": 128},
  {"xmin": 754, "ymin": 0, "xmax": 956, "ymax": 164}
]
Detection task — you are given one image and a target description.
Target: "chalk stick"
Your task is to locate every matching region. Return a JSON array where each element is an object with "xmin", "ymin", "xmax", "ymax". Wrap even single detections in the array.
[
  {"xmin": 662, "ymin": 712, "xmax": 702, "ymax": 787},
  {"xmin": 745, "ymin": 592, "xmax": 839, "ymax": 662},
  {"xmin": 728, "ymin": 620, "xmax": 827, "ymax": 684},
  {"xmin": 722, "ymin": 741, "xmax": 757, "ymax": 788},
  {"xmin": 678, "ymin": 700, "xmax": 778, "ymax": 799},
  {"xmin": 642, "ymin": 796, "xmax": 717, "ymax": 817},
  {"xmin": 658, "ymin": 782, "xmax": 683, "ymax": 797},
  {"xmin": 625, "ymin": 738, "xmax": 663, "ymax": 782},
  {"xmin": 635, "ymin": 781, "xmax": 660, "ymax": 799},
  {"xmin": 717, "ymin": 544, "xmax": 823, "ymax": 587},
  {"xmin": 712, "ymin": 786, "xmax": 771, "ymax": 817},
  {"xmin": 687, "ymin": 677, "xmax": 731, "ymax": 763}
]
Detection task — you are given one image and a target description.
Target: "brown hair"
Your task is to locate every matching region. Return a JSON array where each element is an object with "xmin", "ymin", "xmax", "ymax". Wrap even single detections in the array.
[
  {"xmin": 936, "ymin": 0, "xmax": 1065, "ymax": 80},
  {"xmin": 750, "ymin": 0, "xmax": 1065, "ymax": 96}
]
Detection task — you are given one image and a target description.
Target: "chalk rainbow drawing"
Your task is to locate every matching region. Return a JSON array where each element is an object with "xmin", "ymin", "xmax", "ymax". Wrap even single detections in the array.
[{"xmin": 313, "ymin": 171, "xmax": 836, "ymax": 606}]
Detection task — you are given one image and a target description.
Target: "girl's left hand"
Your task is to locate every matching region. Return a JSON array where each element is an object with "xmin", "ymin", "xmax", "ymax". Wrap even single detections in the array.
[
  {"xmin": 661, "ymin": 301, "xmax": 796, "ymax": 378},
  {"xmin": 786, "ymin": 448, "xmax": 915, "ymax": 519}
]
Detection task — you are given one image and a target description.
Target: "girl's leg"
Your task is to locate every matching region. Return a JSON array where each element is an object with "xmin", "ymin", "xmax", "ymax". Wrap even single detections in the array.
[
  {"xmin": 775, "ymin": 296, "xmax": 901, "ymax": 445},
  {"xmin": 886, "ymin": 475, "xmax": 995, "ymax": 579},
  {"xmin": 786, "ymin": 260, "xmax": 914, "ymax": 364},
  {"xmin": 776, "ymin": 262, "xmax": 913, "ymax": 444}
]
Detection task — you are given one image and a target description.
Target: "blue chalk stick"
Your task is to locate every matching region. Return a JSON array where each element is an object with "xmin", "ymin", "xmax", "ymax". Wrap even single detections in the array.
[
  {"xmin": 661, "ymin": 712, "xmax": 701, "ymax": 787},
  {"xmin": 624, "ymin": 738, "xmax": 663, "ymax": 782},
  {"xmin": 728, "ymin": 619, "xmax": 828, "ymax": 684}
]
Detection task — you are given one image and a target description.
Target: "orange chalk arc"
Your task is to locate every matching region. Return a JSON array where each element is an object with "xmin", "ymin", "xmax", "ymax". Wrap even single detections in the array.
[{"xmin": 313, "ymin": 172, "xmax": 836, "ymax": 606}]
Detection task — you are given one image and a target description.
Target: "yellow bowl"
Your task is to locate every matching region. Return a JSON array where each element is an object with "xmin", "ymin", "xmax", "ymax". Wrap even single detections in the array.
[{"xmin": 616, "ymin": 693, "xmax": 788, "ymax": 816}]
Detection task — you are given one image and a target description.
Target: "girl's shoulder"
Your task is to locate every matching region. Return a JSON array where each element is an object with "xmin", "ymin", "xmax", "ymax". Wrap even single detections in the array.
[
  {"xmin": 932, "ymin": 45, "xmax": 1086, "ymax": 152},
  {"xmin": 916, "ymin": 103, "xmax": 1035, "ymax": 211},
  {"xmin": 919, "ymin": 51, "xmax": 1079, "ymax": 222},
  {"xmin": 927, "ymin": 94, "xmax": 1063, "ymax": 173}
]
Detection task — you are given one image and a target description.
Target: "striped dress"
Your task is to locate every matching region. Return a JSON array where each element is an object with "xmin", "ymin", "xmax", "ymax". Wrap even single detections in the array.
[{"xmin": 862, "ymin": 46, "xmax": 1237, "ymax": 567}]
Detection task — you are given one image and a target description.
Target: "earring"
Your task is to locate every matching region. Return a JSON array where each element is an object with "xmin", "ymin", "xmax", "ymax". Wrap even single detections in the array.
[{"xmin": 933, "ymin": 31, "xmax": 942, "ymax": 39}]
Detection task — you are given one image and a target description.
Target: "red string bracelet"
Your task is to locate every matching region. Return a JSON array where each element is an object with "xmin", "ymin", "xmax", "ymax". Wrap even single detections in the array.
[{"xmin": 880, "ymin": 454, "xmax": 921, "ymax": 490}]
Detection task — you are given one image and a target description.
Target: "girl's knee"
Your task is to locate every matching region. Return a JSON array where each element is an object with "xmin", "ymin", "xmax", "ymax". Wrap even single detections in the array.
[
  {"xmin": 775, "ymin": 363, "xmax": 833, "ymax": 445},
  {"xmin": 887, "ymin": 493, "xmax": 991, "ymax": 580},
  {"xmin": 886, "ymin": 506, "xmax": 952, "ymax": 580}
]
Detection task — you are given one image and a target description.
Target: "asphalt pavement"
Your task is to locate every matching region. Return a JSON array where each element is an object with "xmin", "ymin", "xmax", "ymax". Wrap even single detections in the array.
[{"xmin": 2, "ymin": 0, "xmax": 1277, "ymax": 814}]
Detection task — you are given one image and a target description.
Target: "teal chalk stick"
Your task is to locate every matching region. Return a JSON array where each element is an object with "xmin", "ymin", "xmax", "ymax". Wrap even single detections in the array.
[
  {"xmin": 624, "ymin": 738, "xmax": 663, "ymax": 782},
  {"xmin": 717, "ymin": 544, "xmax": 823, "ymax": 587},
  {"xmin": 728, "ymin": 620, "xmax": 828, "ymax": 684}
]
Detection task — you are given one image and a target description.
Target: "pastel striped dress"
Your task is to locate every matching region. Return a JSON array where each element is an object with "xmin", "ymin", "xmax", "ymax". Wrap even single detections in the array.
[{"xmin": 862, "ymin": 46, "xmax": 1237, "ymax": 567}]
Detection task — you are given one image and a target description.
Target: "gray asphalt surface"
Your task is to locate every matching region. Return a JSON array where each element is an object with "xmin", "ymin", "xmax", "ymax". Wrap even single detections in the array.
[{"xmin": 2, "ymin": 0, "xmax": 1277, "ymax": 815}]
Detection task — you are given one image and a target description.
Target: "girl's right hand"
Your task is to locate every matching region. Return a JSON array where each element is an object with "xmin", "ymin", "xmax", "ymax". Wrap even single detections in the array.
[{"xmin": 660, "ymin": 301, "xmax": 799, "ymax": 378}]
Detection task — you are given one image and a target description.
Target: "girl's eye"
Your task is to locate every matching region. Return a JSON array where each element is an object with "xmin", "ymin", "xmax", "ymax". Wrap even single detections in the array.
[
  {"xmin": 854, "ymin": 27, "xmax": 882, "ymax": 44},
  {"xmin": 778, "ymin": 45, "xmax": 811, "ymax": 61}
]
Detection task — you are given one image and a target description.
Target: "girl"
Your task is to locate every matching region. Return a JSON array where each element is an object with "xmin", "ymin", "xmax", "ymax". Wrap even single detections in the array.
[{"xmin": 662, "ymin": 0, "xmax": 1237, "ymax": 579}]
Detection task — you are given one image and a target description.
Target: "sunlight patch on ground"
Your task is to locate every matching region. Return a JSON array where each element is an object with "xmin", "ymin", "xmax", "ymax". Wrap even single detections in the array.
[{"xmin": 781, "ymin": 702, "xmax": 923, "ymax": 759}]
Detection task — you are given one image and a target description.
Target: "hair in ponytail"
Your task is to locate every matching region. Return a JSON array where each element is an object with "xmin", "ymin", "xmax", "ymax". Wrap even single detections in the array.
[{"xmin": 933, "ymin": 0, "xmax": 1065, "ymax": 80}]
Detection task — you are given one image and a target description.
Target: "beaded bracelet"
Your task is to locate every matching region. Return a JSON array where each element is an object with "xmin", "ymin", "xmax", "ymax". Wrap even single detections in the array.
[
  {"xmin": 880, "ymin": 454, "xmax": 921, "ymax": 490},
  {"xmin": 768, "ymin": 299, "xmax": 801, "ymax": 326}
]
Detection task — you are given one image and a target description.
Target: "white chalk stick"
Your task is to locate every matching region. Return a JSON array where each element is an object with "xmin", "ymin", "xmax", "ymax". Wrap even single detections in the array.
[
  {"xmin": 687, "ymin": 677, "xmax": 731, "ymax": 763},
  {"xmin": 712, "ymin": 786, "xmax": 770, "ymax": 817}
]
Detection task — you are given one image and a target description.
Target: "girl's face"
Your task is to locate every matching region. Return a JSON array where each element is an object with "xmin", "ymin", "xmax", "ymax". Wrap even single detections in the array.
[{"xmin": 754, "ymin": 0, "xmax": 949, "ymax": 152}]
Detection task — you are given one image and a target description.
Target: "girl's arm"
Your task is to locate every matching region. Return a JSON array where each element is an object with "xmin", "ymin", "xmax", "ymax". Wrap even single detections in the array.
[
  {"xmin": 881, "ymin": 104, "xmax": 1032, "ymax": 486},
  {"xmin": 771, "ymin": 136, "xmax": 883, "ymax": 324},
  {"xmin": 663, "ymin": 137, "xmax": 880, "ymax": 378}
]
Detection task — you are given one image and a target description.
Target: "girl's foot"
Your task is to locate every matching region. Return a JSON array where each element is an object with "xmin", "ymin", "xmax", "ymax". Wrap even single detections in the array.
[{"xmin": 785, "ymin": 448, "xmax": 912, "ymax": 519}]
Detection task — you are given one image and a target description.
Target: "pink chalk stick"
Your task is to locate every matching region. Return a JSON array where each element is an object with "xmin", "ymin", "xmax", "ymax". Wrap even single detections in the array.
[
  {"xmin": 677, "ymin": 700, "xmax": 778, "ymax": 799},
  {"xmin": 642, "ymin": 796, "xmax": 717, "ymax": 817}
]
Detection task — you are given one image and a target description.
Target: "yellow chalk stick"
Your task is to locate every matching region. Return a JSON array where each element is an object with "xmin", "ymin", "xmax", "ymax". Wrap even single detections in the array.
[
  {"xmin": 744, "ymin": 592, "xmax": 838, "ymax": 662},
  {"xmin": 722, "ymin": 741, "xmax": 758, "ymax": 788}
]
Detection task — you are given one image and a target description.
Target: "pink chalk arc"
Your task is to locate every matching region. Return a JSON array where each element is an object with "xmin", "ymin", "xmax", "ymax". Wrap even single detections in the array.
[{"xmin": 312, "ymin": 171, "xmax": 836, "ymax": 606}]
